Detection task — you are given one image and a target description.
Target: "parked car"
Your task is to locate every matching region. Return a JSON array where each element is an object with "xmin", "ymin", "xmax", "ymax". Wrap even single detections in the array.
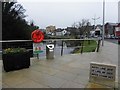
[{"xmin": 110, "ymin": 35, "xmax": 115, "ymax": 39}]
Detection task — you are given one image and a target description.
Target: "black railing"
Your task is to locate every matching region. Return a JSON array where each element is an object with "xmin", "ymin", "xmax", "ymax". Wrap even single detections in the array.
[
  {"xmin": 1, "ymin": 38, "xmax": 101, "ymax": 57},
  {"xmin": 43, "ymin": 38, "xmax": 101, "ymax": 56}
]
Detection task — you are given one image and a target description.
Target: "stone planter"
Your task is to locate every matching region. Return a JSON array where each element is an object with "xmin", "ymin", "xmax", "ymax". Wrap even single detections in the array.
[{"xmin": 2, "ymin": 52, "xmax": 30, "ymax": 72}]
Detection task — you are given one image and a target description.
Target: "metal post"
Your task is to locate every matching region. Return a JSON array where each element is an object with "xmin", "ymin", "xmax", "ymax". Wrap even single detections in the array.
[
  {"xmin": 37, "ymin": 53, "xmax": 39, "ymax": 59},
  {"xmin": 97, "ymin": 39, "xmax": 101, "ymax": 52},
  {"xmin": 81, "ymin": 40, "xmax": 84, "ymax": 54},
  {"xmin": 102, "ymin": 0, "xmax": 105, "ymax": 46},
  {"xmin": 61, "ymin": 40, "xmax": 63, "ymax": 56},
  {"xmin": 88, "ymin": 40, "xmax": 90, "ymax": 45}
]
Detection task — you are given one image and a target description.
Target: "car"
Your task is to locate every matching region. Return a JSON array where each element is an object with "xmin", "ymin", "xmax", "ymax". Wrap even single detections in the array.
[
  {"xmin": 115, "ymin": 37, "xmax": 118, "ymax": 39},
  {"xmin": 110, "ymin": 35, "xmax": 115, "ymax": 39},
  {"xmin": 118, "ymin": 40, "xmax": 120, "ymax": 44}
]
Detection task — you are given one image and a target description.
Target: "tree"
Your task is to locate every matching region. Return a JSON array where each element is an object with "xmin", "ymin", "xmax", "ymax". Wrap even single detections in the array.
[
  {"xmin": 72, "ymin": 19, "xmax": 91, "ymax": 38},
  {"xmin": 2, "ymin": 2, "xmax": 39, "ymax": 40}
]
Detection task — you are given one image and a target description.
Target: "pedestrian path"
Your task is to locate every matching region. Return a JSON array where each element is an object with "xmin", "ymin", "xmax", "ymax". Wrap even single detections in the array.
[{"xmin": 1, "ymin": 41, "xmax": 119, "ymax": 89}]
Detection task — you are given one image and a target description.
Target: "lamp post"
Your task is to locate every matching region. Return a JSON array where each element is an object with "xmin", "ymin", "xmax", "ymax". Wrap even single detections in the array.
[
  {"xmin": 92, "ymin": 15, "xmax": 100, "ymax": 31},
  {"xmin": 102, "ymin": 0, "xmax": 105, "ymax": 46}
]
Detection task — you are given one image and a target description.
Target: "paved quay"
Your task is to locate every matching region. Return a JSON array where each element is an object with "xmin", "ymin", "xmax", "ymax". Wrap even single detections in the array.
[{"xmin": 1, "ymin": 41, "xmax": 119, "ymax": 89}]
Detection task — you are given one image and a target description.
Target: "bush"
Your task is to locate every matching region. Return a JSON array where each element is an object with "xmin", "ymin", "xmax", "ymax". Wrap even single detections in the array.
[{"xmin": 3, "ymin": 48, "xmax": 27, "ymax": 54}]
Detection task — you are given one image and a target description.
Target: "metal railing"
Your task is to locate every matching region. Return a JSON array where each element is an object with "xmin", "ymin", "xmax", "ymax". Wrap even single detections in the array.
[
  {"xmin": 43, "ymin": 39, "xmax": 101, "ymax": 56},
  {"xmin": 0, "ymin": 38, "xmax": 101, "ymax": 57}
]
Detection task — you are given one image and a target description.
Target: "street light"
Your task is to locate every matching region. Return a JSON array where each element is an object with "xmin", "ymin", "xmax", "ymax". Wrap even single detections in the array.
[
  {"xmin": 92, "ymin": 15, "xmax": 100, "ymax": 31},
  {"xmin": 102, "ymin": 0, "xmax": 105, "ymax": 46}
]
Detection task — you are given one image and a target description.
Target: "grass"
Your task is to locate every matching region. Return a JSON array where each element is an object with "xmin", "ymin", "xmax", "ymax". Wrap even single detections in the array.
[
  {"xmin": 72, "ymin": 40, "xmax": 97, "ymax": 53},
  {"xmin": 83, "ymin": 40, "xmax": 97, "ymax": 52}
]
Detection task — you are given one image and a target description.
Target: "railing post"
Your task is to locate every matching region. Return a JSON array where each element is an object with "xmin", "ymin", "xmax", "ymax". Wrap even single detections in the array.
[
  {"xmin": 81, "ymin": 40, "xmax": 84, "ymax": 54},
  {"xmin": 88, "ymin": 40, "xmax": 90, "ymax": 45},
  {"xmin": 37, "ymin": 53, "xmax": 39, "ymax": 59},
  {"xmin": 61, "ymin": 40, "xmax": 63, "ymax": 56},
  {"xmin": 97, "ymin": 39, "xmax": 101, "ymax": 52}
]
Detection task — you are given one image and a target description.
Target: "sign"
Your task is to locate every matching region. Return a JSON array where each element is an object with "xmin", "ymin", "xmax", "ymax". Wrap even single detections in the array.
[
  {"xmin": 90, "ymin": 62, "xmax": 116, "ymax": 81},
  {"xmin": 62, "ymin": 30, "xmax": 67, "ymax": 35},
  {"xmin": 31, "ymin": 29, "xmax": 44, "ymax": 43},
  {"xmin": 46, "ymin": 44, "xmax": 54, "ymax": 52},
  {"xmin": 33, "ymin": 43, "xmax": 43, "ymax": 54}
]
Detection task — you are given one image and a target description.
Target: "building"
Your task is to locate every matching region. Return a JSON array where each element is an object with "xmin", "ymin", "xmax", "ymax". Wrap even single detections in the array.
[
  {"xmin": 66, "ymin": 27, "xmax": 77, "ymax": 35},
  {"xmin": 118, "ymin": 1, "xmax": 120, "ymax": 23},
  {"xmin": 94, "ymin": 27, "xmax": 101, "ymax": 37},
  {"xmin": 105, "ymin": 22, "xmax": 120, "ymax": 38},
  {"xmin": 46, "ymin": 25, "xmax": 56, "ymax": 36},
  {"xmin": 105, "ymin": 23, "xmax": 118, "ymax": 38},
  {"xmin": 115, "ymin": 23, "xmax": 120, "ymax": 38},
  {"xmin": 62, "ymin": 30, "xmax": 67, "ymax": 35},
  {"xmin": 56, "ymin": 28, "xmax": 63, "ymax": 36},
  {"xmin": 90, "ymin": 26, "xmax": 102, "ymax": 37},
  {"xmin": 56, "ymin": 28, "xmax": 67, "ymax": 36},
  {"xmin": 66, "ymin": 27, "xmax": 77, "ymax": 32}
]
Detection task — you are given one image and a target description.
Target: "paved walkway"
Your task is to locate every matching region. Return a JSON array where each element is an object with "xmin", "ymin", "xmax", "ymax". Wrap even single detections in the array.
[{"xmin": 1, "ymin": 41, "xmax": 119, "ymax": 89}]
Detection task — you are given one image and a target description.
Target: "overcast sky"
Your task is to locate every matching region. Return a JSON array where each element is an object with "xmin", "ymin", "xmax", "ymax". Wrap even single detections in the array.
[{"xmin": 18, "ymin": 0, "xmax": 119, "ymax": 29}]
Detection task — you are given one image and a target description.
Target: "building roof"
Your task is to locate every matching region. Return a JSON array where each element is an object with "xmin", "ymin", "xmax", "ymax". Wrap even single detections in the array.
[
  {"xmin": 56, "ymin": 28, "xmax": 64, "ymax": 32},
  {"xmin": 106, "ymin": 23, "xmax": 118, "ymax": 26}
]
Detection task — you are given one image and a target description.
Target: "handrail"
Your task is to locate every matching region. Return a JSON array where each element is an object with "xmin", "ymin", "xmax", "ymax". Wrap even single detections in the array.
[
  {"xmin": 0, "ymin": 40, "xmax": 32, "ymax": 42},
  {"xmin": 0, "ymin": 38, "xmax": 101, "ymax": 56},
  {"xmin": 0, "ymin": 38, "xmax": 100, "ymax": 42}
]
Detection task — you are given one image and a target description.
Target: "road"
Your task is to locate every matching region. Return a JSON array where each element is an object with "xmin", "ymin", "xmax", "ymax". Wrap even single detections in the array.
[{"xmin": 105, "ymin": 39, "xmax": 118, "ymax": 44}]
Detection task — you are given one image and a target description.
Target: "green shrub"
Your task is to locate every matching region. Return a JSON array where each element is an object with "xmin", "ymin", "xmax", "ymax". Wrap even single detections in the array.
[{"xmin": 3, "ymin": 48, "xmax": 27, "ymax": 54}]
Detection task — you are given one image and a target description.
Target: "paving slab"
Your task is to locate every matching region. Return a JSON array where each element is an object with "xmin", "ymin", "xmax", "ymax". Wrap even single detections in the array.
[
  {"xmin": 53, "ymin": 70, "xmax": 78, "ymax": 81},
  {"xmin": 1, "ymin": 41, "xmax": 118, "ymax": 88},
  {"xmin": 86, "ymin": 82, "xmax": 114, "ymax": 89},
  {"xmin": 61, "ymin": 81, "xmax": 85, "ymax": 88},
  {"xmin": 14, "ymin": 79, "xmax": 50, "ymax": 88}
]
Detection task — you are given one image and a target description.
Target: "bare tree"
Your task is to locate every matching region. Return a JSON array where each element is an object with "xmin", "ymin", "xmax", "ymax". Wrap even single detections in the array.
[
  {"xmin": 71, "ymin": 22, "xmax": 77, "ymax": 28},
  {"xmin": 72, "ymin": 19, "xmax": 91, "ymax": 38}
]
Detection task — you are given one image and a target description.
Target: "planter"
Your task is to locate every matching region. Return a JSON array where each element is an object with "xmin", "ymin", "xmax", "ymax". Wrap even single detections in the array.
[{"xmin": 2, "ymin": 52, "xmax": 30, "ymax": 72}]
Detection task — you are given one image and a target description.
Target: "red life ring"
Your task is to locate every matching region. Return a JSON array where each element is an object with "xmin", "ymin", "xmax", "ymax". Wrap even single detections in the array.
[{"xmin": 31, "ymin": 29, "xmax": 44, "ymax": 43}]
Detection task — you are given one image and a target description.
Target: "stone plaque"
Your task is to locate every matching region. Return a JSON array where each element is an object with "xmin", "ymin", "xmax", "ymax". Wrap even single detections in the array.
[{"xmin": 90, "ymin": 62, "xmax": 116, "ymax": 81}]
